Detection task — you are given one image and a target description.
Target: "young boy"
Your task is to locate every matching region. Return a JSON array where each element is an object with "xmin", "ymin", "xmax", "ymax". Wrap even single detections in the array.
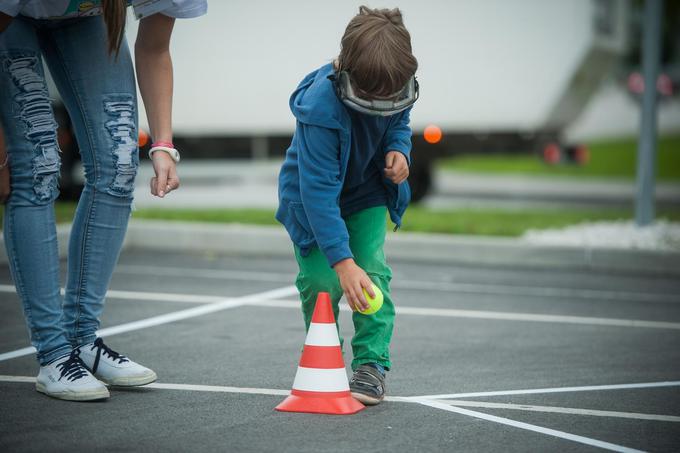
[{"xmin": 276, "ymin": 6, "xmax": 418, "ymax": 405}]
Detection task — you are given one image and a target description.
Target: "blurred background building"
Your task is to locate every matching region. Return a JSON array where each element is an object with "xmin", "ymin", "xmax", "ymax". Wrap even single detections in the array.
[{"xmin": 51, "ymin": 0, "xmax": 679, "ymax": 217}]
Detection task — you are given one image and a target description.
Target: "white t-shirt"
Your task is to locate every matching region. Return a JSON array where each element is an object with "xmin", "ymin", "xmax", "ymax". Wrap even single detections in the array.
[{"xmin": 0, "ymin": 0, "xmax": 207, "ymax": 19}]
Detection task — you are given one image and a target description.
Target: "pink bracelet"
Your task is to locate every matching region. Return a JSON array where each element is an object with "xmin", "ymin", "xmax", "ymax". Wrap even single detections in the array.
[{"xmin": 151, "ymin": 141, "xmax": 174, "ymax": 149}]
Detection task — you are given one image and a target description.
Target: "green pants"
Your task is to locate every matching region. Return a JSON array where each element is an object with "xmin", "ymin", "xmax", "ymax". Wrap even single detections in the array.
[{"xmin": 294, "ymin": 206, "xmax": 394, "ymax": 371}]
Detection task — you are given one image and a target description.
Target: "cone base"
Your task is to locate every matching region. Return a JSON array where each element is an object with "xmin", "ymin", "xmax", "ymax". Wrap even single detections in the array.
[{"xmin": 275, "ymin": 394, "xmax": 365, "ymax": 415}]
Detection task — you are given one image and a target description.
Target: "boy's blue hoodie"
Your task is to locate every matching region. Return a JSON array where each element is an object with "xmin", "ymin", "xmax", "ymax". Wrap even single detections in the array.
[{"xmin": 276, "ymin": 63, "xmax": 413, "ymax": 267}]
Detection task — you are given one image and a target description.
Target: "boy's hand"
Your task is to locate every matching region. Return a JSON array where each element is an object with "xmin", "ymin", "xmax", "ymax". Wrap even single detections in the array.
[
  {"xmin": 149, "ymin": 152, "xmax": 180, "ymax": 197},
  {"xmin": 384, "ymin": 150, "xmax": 409, "ymax": 184},
  {"xmin": 333, "ymin": 258, "xmax": 375, "ymax": 312}
]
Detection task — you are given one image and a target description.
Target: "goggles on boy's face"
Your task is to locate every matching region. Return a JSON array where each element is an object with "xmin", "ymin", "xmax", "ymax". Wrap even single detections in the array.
[{"xmin": 332, "ymin": 70, "xmax": 419, "ymax": 117}]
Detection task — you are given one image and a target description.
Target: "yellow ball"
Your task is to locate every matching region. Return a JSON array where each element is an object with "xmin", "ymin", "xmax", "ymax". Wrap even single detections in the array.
[{"xmin": 359, "ymin": 284, "xmax": 383, "ymax": 315}]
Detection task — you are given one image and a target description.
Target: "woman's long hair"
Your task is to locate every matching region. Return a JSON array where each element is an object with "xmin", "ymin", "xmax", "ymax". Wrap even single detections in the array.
[{"xmin": 102, "ymin": 0, "xmax": 127, "ymax": 56}]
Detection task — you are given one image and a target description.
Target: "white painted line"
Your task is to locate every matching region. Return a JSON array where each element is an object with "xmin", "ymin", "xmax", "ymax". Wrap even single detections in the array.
[
  {"xmin": 3, "ymin": 282, "xmax": 679, "ymax": 332},
  {"xmin": 432, "ymin": 399, "xmax": 680, "ymax": 423},
  {"xmin": 0, "ymin": 285, "xmax": 298, "ymax": 363},
  {"xmin": 116, "ymin": 265, "xmax": 293, "ymax": 283},
  {"xmin": 252, "ymin": 299, "xmax": 680, "ymax": 330},
  {"xmin": 1, "ymin": 375, "xmax": 676, "ymax": 428},
  {"xmin": 0, "ymin": 375, "xmax": 290, "ymax": 395},
  {"xmin": 93, "ymin": 298, "xmax": 248, "ymax": 337},
  {"xmin": 391, "ymin": 306, "xmax": 680, "ymax": 330},
  {"xmin": 396, "ymin": 279, "xmax": 679, "ymax": 304},
  {"xmin": 0, "ymin": 375, "xmax": 36, "ymax": 384},
  {"xmin": 414, "ymin": 380, "xmax": 680, "ymax": 400},
  {"xmin": 147, "ymin": 382, "xmax": 290, "ymax": 396},
  {"xmin": 0, "ymin": 347, "xmax": 35, "ymax": 362},
  {"xmin": 106, "ymin": 289, "xmax": 223, "ymax": 304},
  {"xmin": 0, "ymin": 284, "xmax": 252, "ymax": 304},
  {"xmin": 113, "ymin": 264, "xmax": 680, "ymax": 303},
  {"xmin": 415, "ymin": 399, "xmax": 643, "ymax": 453},
  {"xmin": 0, "ymin": 375, "xmax": 403, "ymax": 400}
]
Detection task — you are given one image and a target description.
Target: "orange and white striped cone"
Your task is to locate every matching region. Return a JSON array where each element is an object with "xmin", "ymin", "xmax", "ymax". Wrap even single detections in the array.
[{"xmin": 275, "ymin": 292, "xmax": 365, "ymax": 415}]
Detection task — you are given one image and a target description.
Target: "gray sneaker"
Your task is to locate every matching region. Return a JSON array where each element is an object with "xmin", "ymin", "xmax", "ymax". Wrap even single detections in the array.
[
  {"xmin": 77, "ymin": 338, "xmax": 157, "ymax": 387},
  {"xmin": 36, "ymin": 350, "xmax": 110, "ymax": 401},
  {"xmin": 349, "ymin": 364, "xmax": 386, "ymax": 405}
]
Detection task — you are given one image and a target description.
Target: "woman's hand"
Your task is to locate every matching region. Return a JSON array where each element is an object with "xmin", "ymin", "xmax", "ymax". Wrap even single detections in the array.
[
  {"xmin": 384, "ymin": 150, "xmax": 409, "ymax": 184},
  {"xmin": 333, "ymin": 258, "xmax": 375, "ymax": 312},
  {"xmin": 149, "ymin": 152, "xmax": 179, "ymax": 197},
  {"xmin": 136, "ymin": 14, "xmax": 177, "ymax": 198}
]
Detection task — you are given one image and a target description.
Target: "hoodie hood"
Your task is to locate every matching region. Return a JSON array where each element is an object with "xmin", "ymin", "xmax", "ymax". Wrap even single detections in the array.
[{"xmin": 289, "ymin": 63, "xmax": 348, "ymax": 130}]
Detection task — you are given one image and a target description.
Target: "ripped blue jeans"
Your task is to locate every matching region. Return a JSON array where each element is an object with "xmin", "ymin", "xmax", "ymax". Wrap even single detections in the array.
[{"xmin": 0, "ymin": 16, "xmax": 139, "ymax": 365}]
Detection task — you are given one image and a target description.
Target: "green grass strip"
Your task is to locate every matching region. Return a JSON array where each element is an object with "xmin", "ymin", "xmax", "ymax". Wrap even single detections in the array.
[
  {"xmin": 7, "ymin": 203, "xmax": 674, "ymax": 238},
  {"xmin": 438, "ymin": 135, "xmax": 680, "ymax": 181}
]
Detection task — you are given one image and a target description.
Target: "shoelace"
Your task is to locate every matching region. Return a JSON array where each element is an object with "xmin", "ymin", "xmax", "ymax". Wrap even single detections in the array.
[
  {"xmin": 56, "ymin": 350, "xmax": 89, "ymax": 382},
  {"xmin": 90, "ymin": 338, "xmax": 129, "ymax": 373}
]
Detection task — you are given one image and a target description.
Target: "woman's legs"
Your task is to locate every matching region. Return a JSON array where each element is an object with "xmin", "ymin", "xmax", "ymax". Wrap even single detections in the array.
[
  {"xmin": 0, "ymin": 17, "xmax": 71, "ymax": 365},
  {"xmin": 39, "ymin": 17, "xmax": 139, "ymax": 347}
]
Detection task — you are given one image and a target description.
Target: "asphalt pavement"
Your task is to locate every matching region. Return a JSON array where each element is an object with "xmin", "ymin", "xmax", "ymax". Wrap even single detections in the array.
[{"xmin": 1, "ymin": 248, "xmax": 679, "ymax": 452}]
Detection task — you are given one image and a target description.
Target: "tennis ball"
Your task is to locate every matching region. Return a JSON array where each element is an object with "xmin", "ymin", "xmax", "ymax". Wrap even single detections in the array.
[{"xmin": 359, "ymin": 284, "xmax": 383, "ymax": 315}]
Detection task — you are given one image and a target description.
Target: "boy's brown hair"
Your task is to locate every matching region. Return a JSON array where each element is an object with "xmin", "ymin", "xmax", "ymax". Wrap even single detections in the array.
[{"xmin": 337, "ymin": 6, "xmax": 418, "ymax": 99}]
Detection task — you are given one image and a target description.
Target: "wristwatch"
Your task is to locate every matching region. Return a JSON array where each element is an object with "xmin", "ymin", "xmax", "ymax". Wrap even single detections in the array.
[{"xmin": 149, "ymin": 145, "xmax": 180, "ymax": 163}]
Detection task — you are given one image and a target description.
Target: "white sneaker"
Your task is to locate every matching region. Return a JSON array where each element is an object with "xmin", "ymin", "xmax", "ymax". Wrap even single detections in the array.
[
  {"xmin": 77, "ymin": 338, "xmax": 157, "ymax": 386},
  {"xmin": 36, "ymin": 351, "xmax": 110, "ymax": 401}
]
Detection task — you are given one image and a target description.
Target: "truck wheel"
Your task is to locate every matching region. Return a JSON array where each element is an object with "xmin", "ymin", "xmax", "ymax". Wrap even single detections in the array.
[{"xmin": 408, "ymin": 160, "xmax": 432, "ymax": 203}]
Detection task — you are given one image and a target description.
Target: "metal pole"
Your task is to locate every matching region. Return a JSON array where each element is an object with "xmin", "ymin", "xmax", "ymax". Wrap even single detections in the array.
[{"xmin": 634, "ymin": 0, "xmax": 663, "ymax": 226}]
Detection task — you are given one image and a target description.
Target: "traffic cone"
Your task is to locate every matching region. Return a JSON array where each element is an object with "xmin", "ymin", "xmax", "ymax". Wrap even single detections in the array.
[{"xmin": 275, "ymin": 292, "xmax": 365, "ymax": 415}]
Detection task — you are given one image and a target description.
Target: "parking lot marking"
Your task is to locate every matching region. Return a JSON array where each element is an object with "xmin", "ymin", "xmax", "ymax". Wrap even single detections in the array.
[
  {"xmin": 0, "ymin": 375, "xmax": 35, "ymax": 383},
  {"xmin": 431, "ymin": 399, "xmax": 680, "ymax": 422},
  {"xmin": 391, "ymin": 306, "xmax": 680, "ymax": 329},
  {"xmin": 0, "ymin": 347, "xmax": 35, "ymax": 362},
  {"xmin": 113, "ymin": 265, "xmax": 679, "ymax": 303},
  {"xmin": 3, "ymin": 283, "xmax": 678, "ymax": 332},
  {"xmin": 0, "ymin": 375, "xmax": 673, "ymax": 451},
  {"xmin": 0, "ymin": 375, "xmax": 414, "ymax": 402},
  {"xmin": 116, "ymin": 265, "xmax": 293, "ymax": 283},
  {"xmin": 414, "ymin": 399, "xmax": 643, "ymax": 453},
  {"xmin": 394, "ymin": 279, "xmax": 679, "ymax": 304},
  {"xmin": 149, "ymin": 382, "xmax": 290, "ymax": 396},
  {"xmin": 0, "ymin": 284, "xmax": 226, "ymax": 304},
  {"xmin": 414, "ymin": 380, "xmax": 680, "ymax": 400},
  {"xmin": 4, "ymin": 374, "xmax": 675, "ymax": 423},
  {"xmin": 0, "ymin": 285, "xmax": 297, "ymax": 363},
  {"xmin": 253, "ymin": 299, "xmax": 680, "ymax": 330},
  {"xmin": 1, "ymin": 374, "xmax": 644, "ymax": 453},
  {"xmin": 107, "ymin": 290, "xmax": 224, "ymax": 304}
]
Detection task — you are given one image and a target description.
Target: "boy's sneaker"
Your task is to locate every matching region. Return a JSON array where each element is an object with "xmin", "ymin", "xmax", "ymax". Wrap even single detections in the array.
[
  {"xmin": 77, "ymin": 338, "xmax": 157, "ymax": 387},
  {"xmin": 349, "ymin": 364, "xmax": 386, "ymax": 405},
  {"xmin": 36, "ymin": 350, "xmax": 110, "ymax": 401}
]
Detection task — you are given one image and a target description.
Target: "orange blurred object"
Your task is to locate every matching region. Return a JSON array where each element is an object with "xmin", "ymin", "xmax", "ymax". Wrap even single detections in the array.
[
  {"xmin": 138, "ymin": 129, "xmax": 150, "ymax": 148},
  {"xmin": 573, "ymin": 145, "xmax": 590, "ymax": 165},
  {"xmin": 423, "ymin": 125, "xmax": 442, "ymax": 144},
  {"xmin": 543, "ymin": 143, "xmax": 561, "ymax": 165}
]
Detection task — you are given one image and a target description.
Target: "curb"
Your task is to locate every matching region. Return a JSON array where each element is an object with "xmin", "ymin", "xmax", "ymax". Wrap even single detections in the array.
[
  {"xmin": 1, "ymin": 220, "xmax": 678, "ymax": 277},
  {"xmin": 124, "ymin": 220, "xmax": 680, "ymax": 276}
]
